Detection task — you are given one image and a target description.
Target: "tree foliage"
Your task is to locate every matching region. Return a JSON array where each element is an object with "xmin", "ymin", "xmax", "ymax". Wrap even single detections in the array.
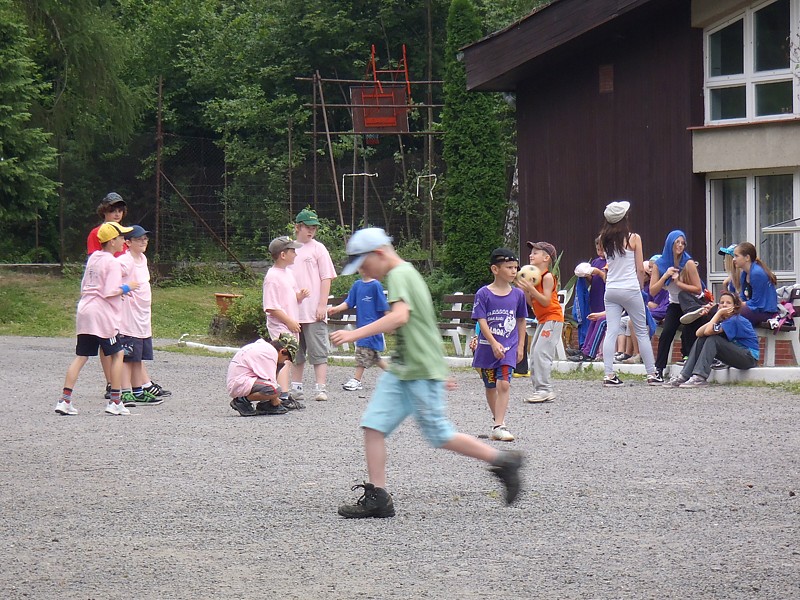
[
  {"xmin": 0, "ymin": 0, "xmax": 57, "ymax": 225},
  {"xmin": 1, "ymin": 0, "xmax": 546, "ymax": 265},
  {"xmin": 441, "ymin": 0, "xmax": 508, "ymax": 291}
]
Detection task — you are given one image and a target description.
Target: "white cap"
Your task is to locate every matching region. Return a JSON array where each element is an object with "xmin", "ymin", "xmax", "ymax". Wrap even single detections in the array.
[
  {"xmin": 604, "ymin": 200, "xmax": 630, "ymax": 224},
  {"xmin": 341, "ymin": 228, "xmax": 393, "ymax": 275}
]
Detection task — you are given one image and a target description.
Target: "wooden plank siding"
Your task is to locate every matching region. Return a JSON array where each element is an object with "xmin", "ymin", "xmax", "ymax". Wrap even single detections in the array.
[
  {"xmin": 464, "ymin": 0, "xmax": 707, "ymax": 277},
  {"xmin": 465, "ymin": 0, "xmax": 672, "ymax": 92}
]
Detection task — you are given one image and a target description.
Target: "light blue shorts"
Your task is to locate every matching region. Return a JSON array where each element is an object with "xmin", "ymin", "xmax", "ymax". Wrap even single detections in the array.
[{"xmin": 360, "ymin": 371, "xmax": 457, "ymax": 448}]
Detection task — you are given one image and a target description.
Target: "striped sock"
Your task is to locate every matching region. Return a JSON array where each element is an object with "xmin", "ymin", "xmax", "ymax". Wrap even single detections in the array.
[
  {"xmin": 61, "ymin": 387, "xmax": 73, "ymax": 403},
  {"xmin": 110, "ymin": 389, "xmax": 121, "ymax": 404},
  {"xmin": 132, "ymin": 386, "xmax": 143, "ymax": 398}
]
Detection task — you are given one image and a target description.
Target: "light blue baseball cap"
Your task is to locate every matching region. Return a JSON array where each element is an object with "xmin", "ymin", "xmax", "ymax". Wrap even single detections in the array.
[{"xmin": 341, "ymin": 228, "xmax": 393, "ymax": 275}]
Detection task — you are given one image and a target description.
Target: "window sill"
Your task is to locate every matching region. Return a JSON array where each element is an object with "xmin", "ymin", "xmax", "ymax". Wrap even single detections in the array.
[{"xmin": 689, "ymin": 116, "xmax": 800, "ymax": 131}]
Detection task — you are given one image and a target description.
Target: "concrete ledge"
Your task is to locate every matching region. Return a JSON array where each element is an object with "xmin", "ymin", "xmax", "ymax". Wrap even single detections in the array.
[
  {"xmin": 554, "ymin": 359, "xmax": 799, "ymax": 384},
  {"xmin": 178, "ymin": 337, "xmax": 799, "ymax": 384}
]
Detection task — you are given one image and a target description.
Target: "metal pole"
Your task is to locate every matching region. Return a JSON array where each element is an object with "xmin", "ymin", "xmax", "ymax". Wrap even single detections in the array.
[
  {"xmin": 155, "ymin": 75, "xmax": 163, "ymax": 259},
  {"xmin": 316, "ymin": 70, "xmax": 346, "ymax": 238}
]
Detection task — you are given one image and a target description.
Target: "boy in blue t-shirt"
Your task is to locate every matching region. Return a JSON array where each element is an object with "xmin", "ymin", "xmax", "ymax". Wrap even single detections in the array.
[{"xmin": 328, "ymin": 268, "xmax": 390, "ymax": 391}]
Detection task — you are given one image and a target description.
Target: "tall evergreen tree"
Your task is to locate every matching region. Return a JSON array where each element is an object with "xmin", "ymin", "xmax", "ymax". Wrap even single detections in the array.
[
  {"xmin": 442, "ymin": 0, "xmax": 507, "ymax": 291},
  {"xmin": 0, "ymin": 0, "xmax": 57, "ymax": 228}
]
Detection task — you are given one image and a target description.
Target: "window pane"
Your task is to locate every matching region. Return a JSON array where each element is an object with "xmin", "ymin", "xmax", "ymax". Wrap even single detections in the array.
[
  {"xmin": 712, "ymin": 178, "xmax": 747, "ymax": 272},
  {"xmin": 754, "ymin": 0, "xmax": 790, "ymax": 72},
  {"xmin": 710, "ymin": 86, "xmax": 746, "ymax": 119},
  {"xmin": 755, "ymin": 80, "xmax": 793, "ymax": 115},
  {"xmin": 709, "ymin": 19, "xmax": 744, "ymax": 76},
  {"xmin": 757, "ymin": 174, "xmax": 793, "ymax": 272}
]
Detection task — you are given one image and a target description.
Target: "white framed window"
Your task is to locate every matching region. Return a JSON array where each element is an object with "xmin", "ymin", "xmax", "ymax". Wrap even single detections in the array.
[
  {"xmin": 708, "ymin": 170, "xmax": 800, "ymax": 286},
  {"xmin": 704, "ymin": 0, "xmax": 799, "ymax": 123}
]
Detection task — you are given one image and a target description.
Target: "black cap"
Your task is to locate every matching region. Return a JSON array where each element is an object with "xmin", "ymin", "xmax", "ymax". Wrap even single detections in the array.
[{"xmin": 490, "ymin": 247, "xmax": 519, "ymax": 265}]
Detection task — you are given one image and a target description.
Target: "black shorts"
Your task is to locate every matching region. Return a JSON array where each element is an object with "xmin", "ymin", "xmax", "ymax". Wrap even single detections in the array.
[
  {"xmin": 120, "ymin": 336, "xmax": 154, "ymax": 362},
  {"xmin": 75, "ymin": 334, "xmax": 123, "ymax": 357}
]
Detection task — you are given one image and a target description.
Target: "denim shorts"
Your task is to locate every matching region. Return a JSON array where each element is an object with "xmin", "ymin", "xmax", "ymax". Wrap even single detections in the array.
[{"xmin": 360, "ymin": 371, "xmax": 456, "ymax": 448}]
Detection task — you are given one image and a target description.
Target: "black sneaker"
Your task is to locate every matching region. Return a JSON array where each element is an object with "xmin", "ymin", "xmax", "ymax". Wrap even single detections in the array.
[
  {"xmin": 338, "ymin": 483, "xmax": 395, "ymax": 518},
  {"xmin": 104, "ymin": 383, "xmax": 111, "ymax": 400},
  {"xmin": 711, "ymin": 359, "xmax": 729, "ymax": 370},
  {"xmin": 647, "ymin": 373, "xmax": 664, "ymax": 386},
  {"xmin": 255, "ymin": 401, "xmax": 288, "ymax": 415},
  {"xmin": 280, "ymin": 394, "xmax": 305, "ymax": 410},
  {"xmin": 568, "ymin": 353, "xmax": 588, "ymax": 363},
  {"xmin": 489, "ymin": 450, "xmax": 523, "ymax": 505},
  {"xmin": 230, "ymin": 397, "xmax": 256, "ymax": 417},
  {"xmin": 565, "ymin": 347, "xmax": 581, "ymax": 357},
  {"xmin": 144, "ymin": 382, "xmax": 172, "ymax": 397},
  {"xmin": 603, "ymin": 374, "xmax": 624, "ymax": 386}
]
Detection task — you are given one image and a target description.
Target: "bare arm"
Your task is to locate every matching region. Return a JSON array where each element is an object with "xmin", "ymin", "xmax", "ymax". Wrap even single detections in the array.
[
  {"xmin": 631, "ymin": 234, "xmax": 645, "ymax": 288},
  {"xmin": 478, "ymin": 317, "xmax": 505, "ymax": 359},
  {"xmin": 266, "ymin": 308, "xmax": 300, "ymax": 333},
  {"xmin": 317, "ymin": 278, "xmax": 333, "ymax": 321},
  {"xmin": 327, "ymin": 301, "xmax": 350, "ymax": 317},
  {"xmin": 330, "ymin": 300, "xmax": 409, "ymax": 345}
]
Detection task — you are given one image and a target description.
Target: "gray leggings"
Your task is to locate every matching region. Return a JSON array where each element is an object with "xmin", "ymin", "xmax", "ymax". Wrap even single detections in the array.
[{"xmin": 603, "ymin": 287, "xmax": 656, "ymax": 376}]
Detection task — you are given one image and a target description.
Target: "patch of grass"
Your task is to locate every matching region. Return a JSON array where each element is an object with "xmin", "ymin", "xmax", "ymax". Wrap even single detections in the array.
[
  {"xmin": 0, "ymin": 270, "xmax": 252, "ymax": 339},
  {"xmin": 0, "ymin": 272, "xmax": 77, "ymax": 336}
]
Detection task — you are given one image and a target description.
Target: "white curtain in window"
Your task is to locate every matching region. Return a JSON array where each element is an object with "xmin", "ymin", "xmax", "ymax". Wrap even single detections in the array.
[{"xmin": 757, "ymin": 174, "xmax": 793, "ymax": 271}]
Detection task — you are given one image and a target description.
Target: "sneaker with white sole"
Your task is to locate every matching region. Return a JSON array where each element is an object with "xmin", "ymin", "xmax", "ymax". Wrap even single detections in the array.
[
  {"xmin": 55, "ymin": 400, "xmax": 78, "ymax": 416},
  {"xmin": 133, "ymin": 390, "xmax": 163, "ymax": 405},
  {"xmin": 663, "ymin": 375, "xmax": 687, "ymax": 388},
  {"xmin": 342, "ymin": 378, "xmax": 362, "ymax": 391},
  {"xmin": 143, "ymin": 382, "xmax": 172, "ymax": 397},
  {"xmin": 314, "ymin": 386, "xmax": 328, "ymax": 401},
  {"xmin": 490, "ymin": 425, "xmax": 515, "ymax": 442},
  {"xmin": 105, "ymin": 401, "xmax": 130, "ymax": 416},
  {"xmin": 679, "ymin": 375, "xmax": 708, "ymax": 388},
  {"xmin": 524, "ymin": 391, "xmax": 555, "ymax": 403},
  {"xmin": 603, "ymin": 374, "xmax": 624, "ymax": 386},
  {"xmin": 680, "ymin": 306, "xmax": 709, "ymax": 325},
  {"xmin": 647, "ymin": 372, "xmax": 664, "ymax": 386}
]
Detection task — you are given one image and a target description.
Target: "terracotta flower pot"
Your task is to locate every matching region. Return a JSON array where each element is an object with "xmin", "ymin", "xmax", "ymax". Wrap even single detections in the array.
[{"xmin": 214, "ymin": 293, "xmax": 243, "ymax": 315}]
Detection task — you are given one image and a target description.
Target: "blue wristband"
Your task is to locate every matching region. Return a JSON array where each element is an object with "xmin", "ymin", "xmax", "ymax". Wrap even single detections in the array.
[{"xmin": 120, "ymin": 284, "xmax": 131, "ymax": 295}]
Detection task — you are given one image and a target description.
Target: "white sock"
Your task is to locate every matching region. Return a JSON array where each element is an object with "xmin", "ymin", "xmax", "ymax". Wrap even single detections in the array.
[{"xmin": 291, "ymin": 382, "xmax": 303, "ymax": 390}]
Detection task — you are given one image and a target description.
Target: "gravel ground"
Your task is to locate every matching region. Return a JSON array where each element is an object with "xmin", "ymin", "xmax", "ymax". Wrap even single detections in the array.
[{"xmin": 1, "ymin": 335, "xmax": 798, "ymax": 599}]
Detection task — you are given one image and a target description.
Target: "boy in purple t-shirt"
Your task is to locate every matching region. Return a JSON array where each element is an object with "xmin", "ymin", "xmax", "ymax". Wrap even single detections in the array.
[{"xmin": 471, "ymin": 248, "xmax": 528, "ymax": 442}]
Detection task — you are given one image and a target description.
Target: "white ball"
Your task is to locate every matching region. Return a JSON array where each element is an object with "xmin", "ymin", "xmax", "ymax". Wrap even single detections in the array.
[{"xmin": 516, "ymin": 264, "xmax": 542, "ymax": 286}]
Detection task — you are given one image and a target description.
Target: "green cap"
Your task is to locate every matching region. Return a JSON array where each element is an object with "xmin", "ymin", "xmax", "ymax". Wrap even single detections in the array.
[
  {"xmin": 295, "ymin": 208, "xmax": 320, "ymax": 226},
  {"xmin": 277, "ymin": 333, "xmax": 299, "ymax": 362}
]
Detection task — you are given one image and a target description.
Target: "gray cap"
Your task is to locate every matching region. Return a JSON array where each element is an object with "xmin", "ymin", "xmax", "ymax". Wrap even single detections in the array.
[{"xmin": 269, "ymin": 236, "xmax": 303, "ymax": 254}]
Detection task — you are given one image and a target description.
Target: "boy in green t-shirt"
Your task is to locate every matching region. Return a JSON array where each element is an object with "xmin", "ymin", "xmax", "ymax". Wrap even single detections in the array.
[{"xmin": 330, "ymin": 228, "xmax": 524, "ymax": 519}]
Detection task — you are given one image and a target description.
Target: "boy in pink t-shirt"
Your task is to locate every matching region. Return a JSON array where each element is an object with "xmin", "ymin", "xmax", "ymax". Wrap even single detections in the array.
[
  {"xmin": 118, "ymin": 225, "xmax": 163, "ymax": 407},
  {"xmin": 227, "ymin": 334, "xmax": 299, "ymax": 417},
  {"xmin": 288, "ymin": 209, "xmax": 337, "ymax": 401},
  {"xmin": 56, "ymin": 222, "xmax": 139, "ymax": 416},
  {"xmin": 263, "ymin": 235, "xmax": 309, "ymax": 402}
]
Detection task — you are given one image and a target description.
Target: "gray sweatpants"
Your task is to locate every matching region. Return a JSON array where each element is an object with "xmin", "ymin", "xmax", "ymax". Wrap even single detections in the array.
[
  {"xmin": 529, "ymin": 320, "xmax": 563, "ymax": 394},
  {"xmin": 680, "ymin": 334, "xmax": 757, "ymax": 380},
  {"xmin": 603, "ymin": 287, "xmax": 656, "ymax": 377}
]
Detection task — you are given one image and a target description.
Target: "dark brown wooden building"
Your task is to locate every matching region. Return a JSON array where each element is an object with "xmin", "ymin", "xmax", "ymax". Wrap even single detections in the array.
[{"xmin": 463, "ymin": 0, "xmax": 800, "ymax": 289}]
